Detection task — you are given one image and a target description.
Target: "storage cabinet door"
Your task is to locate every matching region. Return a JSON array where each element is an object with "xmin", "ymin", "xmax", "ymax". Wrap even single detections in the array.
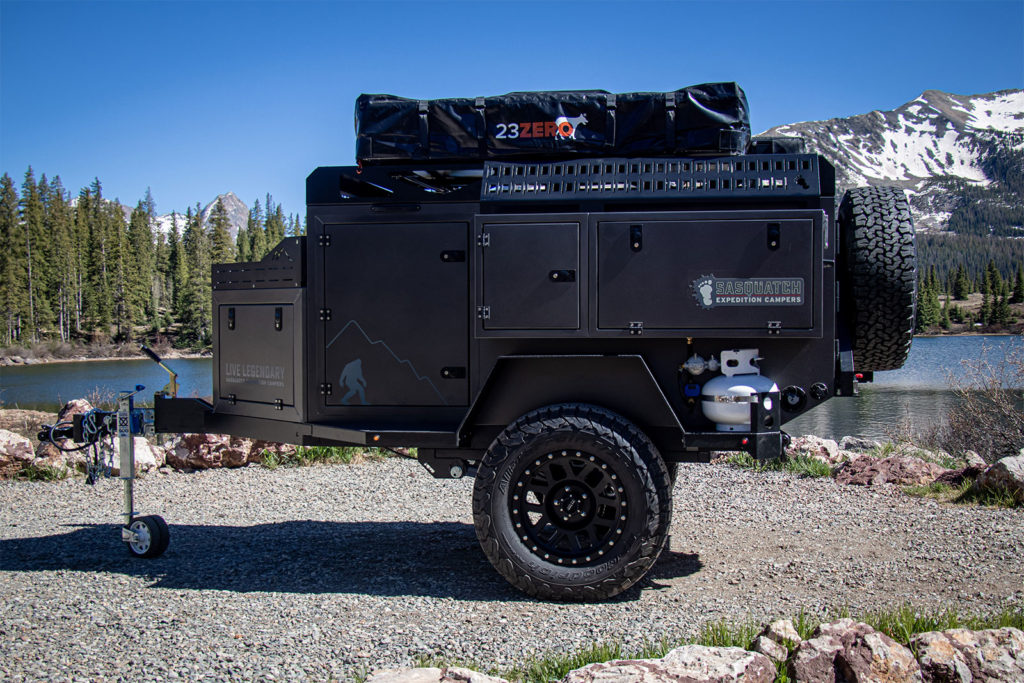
[
  {"xmin": 322, "ymin": 222, "xmax": 468, "ymax": 407},
  {"xmin": 481, "ymin": 222, "xmax": 581, "ymax": 330},
  {"xmin": 597, "ymin": 219, "xmax": 816, "ymax": 331}
]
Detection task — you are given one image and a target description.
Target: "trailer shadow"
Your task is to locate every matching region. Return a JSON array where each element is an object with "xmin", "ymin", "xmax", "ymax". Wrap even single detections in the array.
[{"xmin": 0, "ymin": 520, "xmax": 701, "ymax": 601}]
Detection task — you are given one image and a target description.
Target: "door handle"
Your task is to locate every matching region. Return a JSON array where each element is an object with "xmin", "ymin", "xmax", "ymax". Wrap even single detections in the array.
[{"xmin": 549, "ymin": 270, "xmax": 576, "ymax": 282}]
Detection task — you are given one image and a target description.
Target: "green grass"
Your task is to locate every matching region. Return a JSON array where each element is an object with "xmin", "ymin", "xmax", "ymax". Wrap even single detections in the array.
[
  {"xmin": 903, "ymin": 479, "xmax": 1022, "ymax": 508},
  {"xmin": 14, "ymin": 463, "xmax": 70, "ymax": 481},
  {"xmin": 413, "ymin": 604, "xmax": 1023, "ymax": 683},
  {"xmin": 726, "ymin": 453, "xmax": 833, "ymax": 478},
  {"xmin": 258, "ymin": 445, "xmax": 403, "ymax": 469}
]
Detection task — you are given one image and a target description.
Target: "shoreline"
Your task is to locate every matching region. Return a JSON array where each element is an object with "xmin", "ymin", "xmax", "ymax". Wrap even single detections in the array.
[{"xmin": 1, "ymin": 351, "xmax": 211, "ymax": 367}]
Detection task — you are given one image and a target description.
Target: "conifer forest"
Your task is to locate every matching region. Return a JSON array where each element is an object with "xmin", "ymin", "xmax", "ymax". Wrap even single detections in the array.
[
  {"xmin": 0, "ymin": 166, "xmax": 1021, "ymax": 351},
  {"xmin": 0, "ymin": 168, "xmax": 303, "ymax": 350}
]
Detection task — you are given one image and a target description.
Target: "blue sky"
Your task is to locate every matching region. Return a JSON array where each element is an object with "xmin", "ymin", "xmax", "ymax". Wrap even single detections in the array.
[{"xmin": 1, "ymin": 0, "xmax": 1022, "ymax": 217}]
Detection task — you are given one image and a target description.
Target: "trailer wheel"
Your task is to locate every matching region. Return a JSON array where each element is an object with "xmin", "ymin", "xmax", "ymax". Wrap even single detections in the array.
[
  {"xmin": 473, "ymin": 403, "xmax": 671, "ymax": 601},
  {"xmin": 127, "ymin": 515, "xmax": 169, "ymax": 559},
  {"xmin": 838, "ymin": 186, "xmax": 917, "ymax": 372}
]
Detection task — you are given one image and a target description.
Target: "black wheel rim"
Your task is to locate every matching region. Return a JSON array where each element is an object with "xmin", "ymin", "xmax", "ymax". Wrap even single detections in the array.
[{"xmin": 508, "ymin": 449, "xmax": 628, "ymax": 566}]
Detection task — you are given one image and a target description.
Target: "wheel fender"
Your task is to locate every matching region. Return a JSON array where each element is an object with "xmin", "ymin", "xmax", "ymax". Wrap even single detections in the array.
[{"xmin": 459, "ymin": 355, "xmax": 683, "ymax": 441}]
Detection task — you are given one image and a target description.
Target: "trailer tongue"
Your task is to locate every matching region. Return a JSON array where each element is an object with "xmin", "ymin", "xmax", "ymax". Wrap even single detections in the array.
[{"xmin": 56, "ymin": 85, "xmax": 917, "ymax": 600}]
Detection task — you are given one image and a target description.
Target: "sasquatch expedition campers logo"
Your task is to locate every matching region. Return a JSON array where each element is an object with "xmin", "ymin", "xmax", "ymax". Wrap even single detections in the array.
[
  {"xmin": 693, "ymin": 275, "xmax": 804, "ymax": 309},
  {"xmin": 494, "ymin": 113, "xmax": 589, "ymax": 140}
]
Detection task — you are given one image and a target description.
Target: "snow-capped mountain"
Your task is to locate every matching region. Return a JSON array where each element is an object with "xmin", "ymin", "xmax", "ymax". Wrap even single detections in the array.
[
  {"xmin": 760, "ymin": 89, "xmax": 1024, "ymax": 231},
  {"xmin": 154, "ymin": 192, "xmax": 249, "ymax": 238}
]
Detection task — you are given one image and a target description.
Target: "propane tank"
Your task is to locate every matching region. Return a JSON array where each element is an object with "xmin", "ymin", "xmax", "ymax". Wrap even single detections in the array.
[{"xmin": 701, "ymin": 349, "xmax": 778, "ymax": 432}]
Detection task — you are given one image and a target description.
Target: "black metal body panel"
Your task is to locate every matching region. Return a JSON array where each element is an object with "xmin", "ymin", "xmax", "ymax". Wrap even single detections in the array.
[{"xmin": 183, "ymin": 154, "xmax": 844, "ymax": 467}]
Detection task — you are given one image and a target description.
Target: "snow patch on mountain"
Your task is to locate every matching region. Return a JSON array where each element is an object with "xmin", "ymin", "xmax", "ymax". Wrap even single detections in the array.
[
  {"xmin": 761, "ymin": 88, "xmax": 1024, "ymax": 231},
  {"xmin": 153, "ymin": 192, "xmax": 249, "ymax": 239}
]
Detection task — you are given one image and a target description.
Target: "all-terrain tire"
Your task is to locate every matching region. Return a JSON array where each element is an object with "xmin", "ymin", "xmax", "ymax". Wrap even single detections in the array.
[
  {"xmin": 472, "ymin": 403, "xmax": 672, "ymax": 601},
  {"xmin": 838, "ymin": 186, "xmax": 917, "ymax": 372}
]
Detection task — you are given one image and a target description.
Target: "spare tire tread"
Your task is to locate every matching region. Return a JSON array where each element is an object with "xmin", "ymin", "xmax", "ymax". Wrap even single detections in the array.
[{"xmin": 839, "ymin": 186, "xmax": 917, "ymax": 372}]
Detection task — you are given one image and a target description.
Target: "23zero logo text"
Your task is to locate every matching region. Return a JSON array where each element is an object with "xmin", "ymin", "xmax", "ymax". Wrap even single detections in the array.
[
  {"xmin": 494, "ymin": 115, "xmax": 588, "ymax": 140},
  {"xmin": 494, "ymin": 121, "xmax": 559, "ymax": 139}
]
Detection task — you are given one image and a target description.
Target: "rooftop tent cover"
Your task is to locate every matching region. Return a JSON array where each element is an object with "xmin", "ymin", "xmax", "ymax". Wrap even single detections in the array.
[{"xmin": 355, "ymin": 83, "xmax": 751, "ymax": 164}]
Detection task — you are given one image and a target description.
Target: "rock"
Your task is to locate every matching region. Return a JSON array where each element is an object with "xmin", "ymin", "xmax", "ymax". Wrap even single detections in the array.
[
  {"xmin": 35, "ymin": 399, "xmax": 95, "ymax": 465},
  {"xmin": 788, "ymin": 435, "xmax": 842, "ymax": 464},
  {"xmin": 761, "ymin": 618, "xmax": 803, "ymax": 647},
  {"xmin": 790, "ymin": 620, "xmax": 921, "ymax": 683},
  {"xmin": 840, "ymin": 436, "xmax": 882, "ymax": 453},
  {"xmin": 108, "ymin": 437, "xmax": 166, "ymax": 475},
  {"xmin": 561, "ymin": 646, "xmax": 774, "ymax": 683},
  {"xmin": 165, "ymin": 433, "xmax": 255, "ymax": 470},
  {"xmin": 931, "ymin": 465, "xmax": 986, "ymax": 487},
  {"xmin": 248, "ymin": 440, "xmax": 298, "ymax": 463},
  {"xmin": 909, "ymin": 631, "xmax": 972, "ymax": 683},
  {"xmin": 833, "ymin": 455, "xmax": 949, "ymax": 487},
  {"xmin": 972, "ymin": 455, "xmax": 1024, "ymax": 503},
  {"xmin": 942, "ymin": 627, "xmax": 1024, "ymax": 682},
  {"xmin": 963, "ymin": 450, "xmax": 986, "ymax": 468},
  {"xmin": 751, "ymin": 635, "xmax": 788, "ymax": 664},
  {"xmin": 368, "ymin": 668, "xmax": 508, "ymax": 683},
  {"xmin": 0, "ymin": 429, "xmax": 35, "ymax": 477},
  {"xmin": 789, "ymin": 634, "xmax": 845, "ymax": 682},
  {"xmin": 659, "ymin": 645, "xmax": 775, "ymax": 682},
  {"xmin": 837, "ymin": 630, "xmax": 921, "ymax": 682}
]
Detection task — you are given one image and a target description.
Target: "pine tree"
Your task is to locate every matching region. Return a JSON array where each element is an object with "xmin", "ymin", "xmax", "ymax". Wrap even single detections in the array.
[
  {"xmin": 168, "ymin": 213, "xmax": 186, "ymax": 322},
  {"xmin": 940, "ymin": 293, "xmax": 951, "ymax": 330},
  {"xmin": 179, "ymin": 205, "xmax": 212, "ymax": 343},
  {"xmin": 45, "ymin": 176, "xmax": 76, "ymax": 341},
  {"xmin": 84, "ymin": 180, "xmax": 114, "ymax": 333},
  {"xmin": 235, "ymin": 224, "xmax": 250, "ymax": 262},
  {"xmin": 126, "ymin": 201, "xmax": 156, "ymax": 335},
  {"xmin": 108, "ymin": 198, "xmax": 130, "ymax": 341},
  {"xmin": 209, "ymin": 198, "xmax": 235, "ymax": 263},
  {"xmin": 915, "ymin": 273, "xmax": 941, "ymax": 332},
  {"xmin": 20, "ymin": 167, "xmax": 52, "ymax": 340},
  {"xmin": 0, "ymin": 174, "xmax": 25, "ymax": 344},
  {"xmin": 247, "ymin": 199, "xmax": 267, "ymax": 260},
  {"xmin": 1012, "ymin": 264, "xmax": 1024, "ymax": 304},
  {"xmin": 953, "ymin": 264, "xmax": 971, "ymax": 300},
  {"xmin": 979, "ymin": 268, "xmax": 992, "ymax": 325}
]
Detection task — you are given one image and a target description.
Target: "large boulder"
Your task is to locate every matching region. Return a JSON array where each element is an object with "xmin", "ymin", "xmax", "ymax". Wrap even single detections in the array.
[
  {"xmin": 789, "ymin": 620, "xmax": 921, "ymax": 683},
  {"xmin": 972, "ymin": 455, "xmax": 1024, "ymax": 503},
  {"xmin": 833, "ymin": 455, "xmax": 948, "ymax": 487},
  {"xmin": 367, "ymin": 668, "xmax": 508, "ymax": 683},
  {"xmin": 107, "ymin": 437, "xmax": 166, "ymax": 475},
  {"xmin": 562, "ymin": 646, "xmax": 774, "ymax": 683},
  {"xmin": 909, "ymin": 631, "xmax": 973, "ymax": 683},
  {"xmin": 165, "ymin": 433, "xmax": 254, "ymax": 470},
  {"xmin": 0, "ymin": 428, "xmax": 35, "ymax": 477},
  {"xmin": 35, "ymin": 398, "xmax": 95, "ymax": 468},
  {"xmin": 788, "ymin": 435, "xmax": 843, "ymax": 465},
  {"xmin": 939, "ymin": 628, "xmax": 1024, "ymax": 682},
  {"xmin": 760, "ymin": 618, "xmax": 803, "ymax": 647}
]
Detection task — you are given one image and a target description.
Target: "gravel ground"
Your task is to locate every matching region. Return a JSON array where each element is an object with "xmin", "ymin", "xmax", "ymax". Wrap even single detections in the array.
[{"xmin": 2, "ymin": 459, "xmax": 1022, "ymax": 681}]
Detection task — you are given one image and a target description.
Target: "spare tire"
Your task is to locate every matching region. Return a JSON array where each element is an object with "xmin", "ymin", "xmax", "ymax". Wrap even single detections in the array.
[{"xmin": 838, "ymin": 186, "xmax": 917, "ymax": 372}]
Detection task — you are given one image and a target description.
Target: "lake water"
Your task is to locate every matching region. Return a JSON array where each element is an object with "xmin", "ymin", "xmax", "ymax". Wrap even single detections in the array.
[{"xmin": 1, "ymin": 336, "xmax": 1020, "ymax": 441}]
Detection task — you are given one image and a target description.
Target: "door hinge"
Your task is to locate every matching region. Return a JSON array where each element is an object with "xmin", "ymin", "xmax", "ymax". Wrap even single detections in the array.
[
  {"xmin": 476, "ymin": 306, "xmax": 491, "ymax": 320},
  {"xmin": 767, "ymin": 320, "xmax": 782, "ymax": 335},
  {"xmin": 319, "ymin": 308, "xmax": 332, "ymax": 321},
  {"xmin": 318, "ymin": 234, "xmax": 332, "ymax": 247},
  {"xmin": 274, "ymin": 398, "xmax": 283, "ymax": 411},
  {"xmin": 319, "ymin": 383, "xmax": 332, "ymax": 396},
  {"xmin": 628, "ymin": 321, "xmax": 644, "ymax": 335},
  {"xmin": 477, "ymin": 232, "xmax": 491, "ymax": 247}
]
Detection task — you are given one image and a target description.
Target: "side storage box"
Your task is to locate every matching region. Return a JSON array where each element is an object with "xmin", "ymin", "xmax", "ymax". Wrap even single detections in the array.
[{"xmin": 212, "ymin": 238, "xmax": 306, "ymax": 423}]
